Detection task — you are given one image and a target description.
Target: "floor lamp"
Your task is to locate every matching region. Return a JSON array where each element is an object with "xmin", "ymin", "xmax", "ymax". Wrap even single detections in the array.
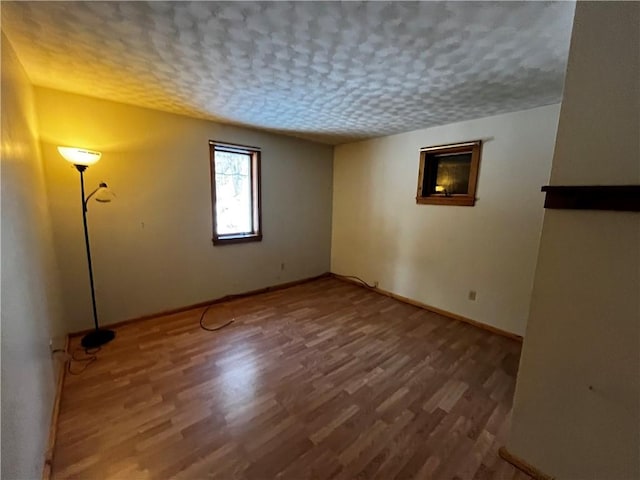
[{"xmin": 58, "ymin": 146, "xmax": 116, "ymax": 349}]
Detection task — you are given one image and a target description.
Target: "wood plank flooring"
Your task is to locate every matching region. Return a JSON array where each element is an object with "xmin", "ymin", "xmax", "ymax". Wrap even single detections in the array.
[{"xmin": 52, "ymin": 277, "xmax": 530, "ymax": 479}]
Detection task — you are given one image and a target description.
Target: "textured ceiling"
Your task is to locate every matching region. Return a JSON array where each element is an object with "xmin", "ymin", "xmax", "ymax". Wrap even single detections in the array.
[{"xmin": 2, "ymin": 1, "xmax": 574, "ymax": 144}]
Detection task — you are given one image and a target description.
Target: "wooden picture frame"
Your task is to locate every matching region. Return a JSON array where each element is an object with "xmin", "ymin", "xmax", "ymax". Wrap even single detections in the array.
[{"xmin": 416, "ymin": 140, "xmax": 482, "ymax": 206}]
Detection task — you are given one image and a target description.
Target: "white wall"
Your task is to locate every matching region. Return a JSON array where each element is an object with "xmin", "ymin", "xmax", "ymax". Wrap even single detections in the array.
[
  {"xmin": 332, "ymin": 105, "xmax": 560, "ymax": 336},
  {"xmin": 508, "ymin": 3, "xmax": 639, "ymax": 479},
  {"xmin": 1, "ymin": 35, "xmax": 65, "ymax": 479},
  {"xmin": 34, "ymin": 88, "xmax": 333, "ymax": 332}
]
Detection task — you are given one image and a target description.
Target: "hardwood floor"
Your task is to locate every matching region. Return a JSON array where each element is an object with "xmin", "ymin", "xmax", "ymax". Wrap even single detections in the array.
[{"xmin": 52, "ymin": 277, "xmax": 531, "ymax": 479}]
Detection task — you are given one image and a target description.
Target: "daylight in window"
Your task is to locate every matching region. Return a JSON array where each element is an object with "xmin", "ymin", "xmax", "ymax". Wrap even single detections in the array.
[{"xmin": 210, "ymin": 142, "xmax": 261, "ymax": 244}]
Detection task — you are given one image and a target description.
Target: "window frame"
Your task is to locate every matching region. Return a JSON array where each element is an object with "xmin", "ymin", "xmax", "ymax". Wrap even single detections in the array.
[
  {"xmin": 209, "ymin": 140, "xmax": 262, "ymax": 245},
  {"xmin": 416, "ymin": 140, "xmax": 482, "ymax": 207}
]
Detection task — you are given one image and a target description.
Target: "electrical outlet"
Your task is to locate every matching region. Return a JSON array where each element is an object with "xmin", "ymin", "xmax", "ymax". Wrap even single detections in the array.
[{"xmin": 468, "ymin": 290, "xmax": 477, "ymax": 301}]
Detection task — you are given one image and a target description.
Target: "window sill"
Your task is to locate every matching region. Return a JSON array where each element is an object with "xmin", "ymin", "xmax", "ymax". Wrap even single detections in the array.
[
  {"xmin": 212, "ymin": 233, "xmax": 263, "ymax": 245},
  {"xmin": 416, "ymin": 195, "xmax": 476, "ymax": 206}
]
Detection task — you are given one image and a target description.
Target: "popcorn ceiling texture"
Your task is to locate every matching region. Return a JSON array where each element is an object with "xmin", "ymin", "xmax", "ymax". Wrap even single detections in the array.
[{"xmin": 2, "ymin": 1, "xmax": 574, "ymax": 144}]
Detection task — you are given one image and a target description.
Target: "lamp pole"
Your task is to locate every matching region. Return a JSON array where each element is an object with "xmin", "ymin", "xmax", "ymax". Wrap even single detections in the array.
[{"xmin": 75, "ymin": 164, "xmax": 115, "ymax": 349}]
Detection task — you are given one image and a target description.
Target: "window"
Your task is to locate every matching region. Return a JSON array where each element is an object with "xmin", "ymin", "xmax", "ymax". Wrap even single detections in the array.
[
  {"xmin": 209, "ymin": 141, "xmax": 262, "ymax": 244},
  {"xmin": 416, "ymin": 140, "xmax": 482, "ymax": 206}
]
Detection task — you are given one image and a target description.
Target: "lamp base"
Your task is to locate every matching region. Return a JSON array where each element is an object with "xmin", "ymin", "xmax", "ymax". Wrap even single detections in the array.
[{"xmin": 81, "ymin": 329, "xmax": 115, "ymax": 349}]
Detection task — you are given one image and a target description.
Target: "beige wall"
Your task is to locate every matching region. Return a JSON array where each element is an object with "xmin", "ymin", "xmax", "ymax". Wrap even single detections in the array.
[
  {"xmin": 332, "ymin": 105, "xmax": 560, "ymax": 336},
  {"xmin": 508, "ymin": 3, "xmax": 640, "ymax": 479},
  {"xmin": 34, "ymin": 88, "xmax": 333, "ymax": 332},
  {"xmin": 1, "ymin": 35, "xmax": 65, "ymax": 478}
]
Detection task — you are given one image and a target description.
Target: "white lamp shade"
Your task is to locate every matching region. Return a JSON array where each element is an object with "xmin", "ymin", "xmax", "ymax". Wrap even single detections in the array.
[
  {"xmin": 94, "ymin": 185, "xmax": 115, "ymax": 203},
  {"xmin": 57, "ymin": 146, "xmax": 102, "ymax": 166}
]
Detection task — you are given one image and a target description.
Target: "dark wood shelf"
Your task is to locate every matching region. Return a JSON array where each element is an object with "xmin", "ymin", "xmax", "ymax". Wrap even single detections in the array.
[{"xmin": 541, "ymin": 185, "xmax": 640, "ymax": 212}]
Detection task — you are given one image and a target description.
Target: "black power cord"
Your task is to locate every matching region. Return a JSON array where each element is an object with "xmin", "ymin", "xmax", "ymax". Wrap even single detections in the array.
[
  {"xmin": 333, "ymin": 274, "xmax": 378, "ymax": 289},
  {"xmin": 52, "ymin": 298, "xmax": 237, "ymax": 377},
  {"xmin": 67, "ymin": 347, "xmax": 101, "ymax": 375},
  {"xmin": 54, "ymin": 300, "xmax": 237, "ymax": 377},
  {"xmin": 199, "ymin": 303, "xmax": 235, "ymax": 332},
  {"xmin": 52, "ymin": 346, "xmax": 101, "ymax": 375}
]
